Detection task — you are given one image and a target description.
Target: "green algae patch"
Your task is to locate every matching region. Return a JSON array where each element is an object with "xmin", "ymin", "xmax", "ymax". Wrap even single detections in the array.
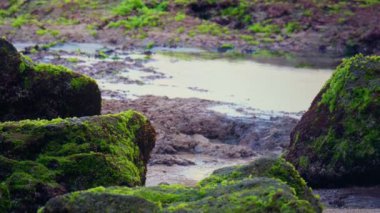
[
  {"xmin": 34, "ymin": 63, "xmax": 74, "ymax": 75},
  {"xmin": 0, "ymin": 38, "xmax": 101, "ymax": 121},
  {"xmin": 199, "ymin": 157, "xmax": 322, "ymax": 212},
  {"xmin": 0, "ymin": 111, "xmax": 156, "ymax": 212},
  {"xmin": 70, "ymin": 76, "xmax": 97, "ymax": 90},
  {"xmin": 0, "ymin": 182, "xmax": 10, "ymax": 212},
  {"xmin": 286, "ymin": 54, "xmax": 380, "ymax": 187},
  {"xmin": 42, "ymin": 157, "xmax": 322, "ymax": 213}
]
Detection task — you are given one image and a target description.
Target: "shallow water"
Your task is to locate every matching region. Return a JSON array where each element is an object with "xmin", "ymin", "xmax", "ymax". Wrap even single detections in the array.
[
  {"xmin": 50, "ymin": 42, "xmax": 106, "ymax": 54},
  {"xmin": 15, "ymin": 42, "xmax": 333, "ymax": 113},
  {"xmin": 146, "ymin": 154, "xmax": 256, "ymax": 186},
  {"xmin": 100, "ymin": 54, "xmax": 333, "ymax": 112}
]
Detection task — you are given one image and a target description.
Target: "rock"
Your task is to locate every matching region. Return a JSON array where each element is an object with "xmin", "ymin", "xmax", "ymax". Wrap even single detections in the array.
[
  {"xmin": 149, "ymin": 154, "xmax": 195, "ymax": 166},
  {"xmin": 43, "ymin": 193, "xmax": 159, "ymax": 213},
  {"xmin": 102, "ymin": 97, "xmax": 296, "ymax": 158},
  {"xmin": 41, "ymin": 157, "xmax": 322, "ymax": 213},
  {"xmin": 286, "ymin": 54, "xmax": 380, "ymax": 187},
  {"xmin": 0, "ymin": 38, "xmax": 101, "ymax": 121},
  {"xmin": 0, "ymin": 111, "xmax": 156, "ymax": 212}
]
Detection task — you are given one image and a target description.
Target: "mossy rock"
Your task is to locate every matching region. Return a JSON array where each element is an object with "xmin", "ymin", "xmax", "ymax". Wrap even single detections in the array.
[
  {"xmin": 0, "ymin": 38, "xmax": 101, "ymax": 121},
  {"xmin": 0, "ymin": 111, "xmax": 156, "ymax": 212},
  {"xmin": 286, "ymin": 54, "xmax": 380, "ymax": 187},
  {"xmin": 41, "ymin": 157, "xmax": 322, "ymax": 213}
]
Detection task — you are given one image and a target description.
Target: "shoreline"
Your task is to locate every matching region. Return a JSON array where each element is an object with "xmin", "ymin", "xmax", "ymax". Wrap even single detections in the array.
[{"xmin": 9, "ymin": 40, "xmax": 380, "ymax": 211}]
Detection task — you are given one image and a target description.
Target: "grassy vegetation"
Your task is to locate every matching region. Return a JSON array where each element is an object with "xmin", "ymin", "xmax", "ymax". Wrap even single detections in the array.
[
  {"xmin": 194, "ymin": 22, "xmax": 230, "ymax": 36},
  {"xmin": 11, "ymin": 15, "xmax": 30, "ymax": 28},
  {"xmin": 249, "ymin": 23, "xmax": 280, "ymax": 35},
  {"xmin": 108, "ymin": 0, "xmax": 168, "ymax": 31},
  {"xmin": 174, "ymin": 12, "xmax": 186, "ymax": 22},
  {"xmin": 285, "ymin": 22, "xmax": 302, "ymax": 34},
  {"xmin": 0, "ymin": 0, "xmax": 378, "ymax": 55},
  {"xmin": 35, "ymin": 29, "xmax": 60, "ymax": 37},
  {"xmin": 86, "ymin": 24, "xmax": 98, "ymax": 37},
  {"xmin": 0, "ymin": 0, "xmax": 305, "ymax": 41}
]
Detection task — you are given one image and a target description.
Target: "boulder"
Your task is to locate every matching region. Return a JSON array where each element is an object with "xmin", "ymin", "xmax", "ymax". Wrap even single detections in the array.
[
  {"xmin": 0, "ymin": 110, "xmax": 156, "ymax": 212},
  {"xmin": 0, "ymin": 38, "xmax": 101, "ymax": 121},
  {"xmin": 41, "ymin": 157, "xmax": 322, "ymax": 213},
  {"xmin": 286, "ymin": 54, "xmax": 380, "ymax": 187}
]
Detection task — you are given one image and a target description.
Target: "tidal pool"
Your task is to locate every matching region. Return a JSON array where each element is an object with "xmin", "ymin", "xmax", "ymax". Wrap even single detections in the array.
[
  {"xmin": 99, "ymin": 54, "xmax": 333, "ymax": 113},
  {"xmin": 15, "ymin": 42, "xmax": 333, "ymax": 113}
]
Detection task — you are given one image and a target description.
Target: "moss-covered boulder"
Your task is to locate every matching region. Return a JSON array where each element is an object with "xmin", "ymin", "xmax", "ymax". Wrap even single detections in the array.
[
  {"xmin": 41, "ymin": 157, "xmax": 322, "ymax": 213},
  {"xmin": 0, "ymin": 38, "xmax": 101, "ymax": 121},
  {"xmin": 0, "ymin": 110, "xmax": 156, "ymax": 212},
  {"xmin": 286, "ymin": 54, "xmax": 380, "ymax": 187}
]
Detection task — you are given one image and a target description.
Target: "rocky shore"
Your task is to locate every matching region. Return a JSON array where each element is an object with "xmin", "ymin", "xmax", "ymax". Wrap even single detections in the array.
[
  {"xmin": 102, "ymin": 96, "xmax": 299, "ymax": 188},
  {"xmin": 0, "ymin": 35, "xmax": 379, "ymax": 212}
]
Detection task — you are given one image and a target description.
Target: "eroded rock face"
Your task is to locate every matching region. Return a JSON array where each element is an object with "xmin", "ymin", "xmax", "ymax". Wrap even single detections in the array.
[
  {"xmin": 41, "ymin": 157, "xmax": 322, "ymax": 213},
  {"xmin": 286, "ymin": 54, "xmax": 380, "ymax": 187},
  {"xmin": 0, "ymin": 111, "xmax": 156, "ymax": 212},
  {"xmin": 0, "ymin": 38, "xmax": 101, "ymax": 121}
]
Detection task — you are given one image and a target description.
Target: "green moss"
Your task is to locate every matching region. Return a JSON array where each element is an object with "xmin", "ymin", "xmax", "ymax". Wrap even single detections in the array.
[
  {"xmin": 0, "ymin": 111, "xmax": 155, "ymax": 212},
  {"xmin": 34, "ymin": 63, "xmax": 74, "ymax": 75},
  {"xmin": 287, "ymin": 54, "xmax": 380, "ymax": 187},
  {"xmin": 70, "ymin": 76, "xmax": 96, "ymax": 90},
  {"xmin": 174, "ymin": 12, "xmax": 186, "ymax": 21},
  {"xmin": 220, "ymin": 43, "xmax": 234, "ymax": 50},
  {"xmin": 0, "ymin": 183, "xmax": 10, "ymax": 212},
  {"xmin": 298, "ymin": 156, "xmax": 309, "ymax": 169},
  {"xmin": 36, "ymin": 29, "xmax": 48, "ymax": 36},
  {"xmin": 248, "ymin": 23, "xmax": 280, "ymax": 35},
  {"xmin": 19, "ymin": 61, "xmax": 27, "ymax": 73},
  {"xmin": 199, "ymin": 158, "xmax": 317, "ymax": 203},
  {"xmin": 220, "ymin": 1, "xmax": 250, "ymax": 24},
  {"xmin": 109, "ymin": 0, "xmax": 168, "ymax": 30},
  {"xmin": 11, "ymin": 15, "xmax": 31, "ymax": 28},
  {"xmin": 52, "ymin": 17, "xmax": 80, "ymax": 25},
  {"xmin": 86, "ymin": 24, "xmax": 98, "ymax": 37},
  {"xmin": 97, "ymin": 50, "xmax": 109, "ymax": 59},
  {"xmin": 113, "ymin": 0, "xmax": 146, "ymax": 15},
  {"xmin": 320, "ymin": 54, "xmax": 380, "ymax": 112},
  {"xmin": 349, "ymin": 87, "xmax": 372, "ymax": 111},
  {"xmin": 35, "ymin": 29, "xmax": 60, "ymax": 37},
  {"xmin": 57, "ymin": 153, "xmax": 142, "ymax": 190},
  {"xmin": 42, "ymin": 157, "xmax": 322, "ymax": 213},
  {"xmin": 285, "ymin": 22, "xmax": 301, "ymax": 34},
  {"xmin": 0, "ymin": 0, "xmax": 24, "ymax": 18},
  {"xmin": 358, "ymin": 0, "xmax": 380, "ymax": 7},
  {"xmin": 240, "ymin": 34, "xmax": 259, "ymax": 45},
  {"xmin": 195, "ymin": 22, "xmax": 230, "ymax": 36},
  {"xmin": 67, "ymin": 57, "xmax": 79, "ymax": 63},
  {"xmin": 173, "ymin": 0, "xmax": 195, "ymax": 6}
]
